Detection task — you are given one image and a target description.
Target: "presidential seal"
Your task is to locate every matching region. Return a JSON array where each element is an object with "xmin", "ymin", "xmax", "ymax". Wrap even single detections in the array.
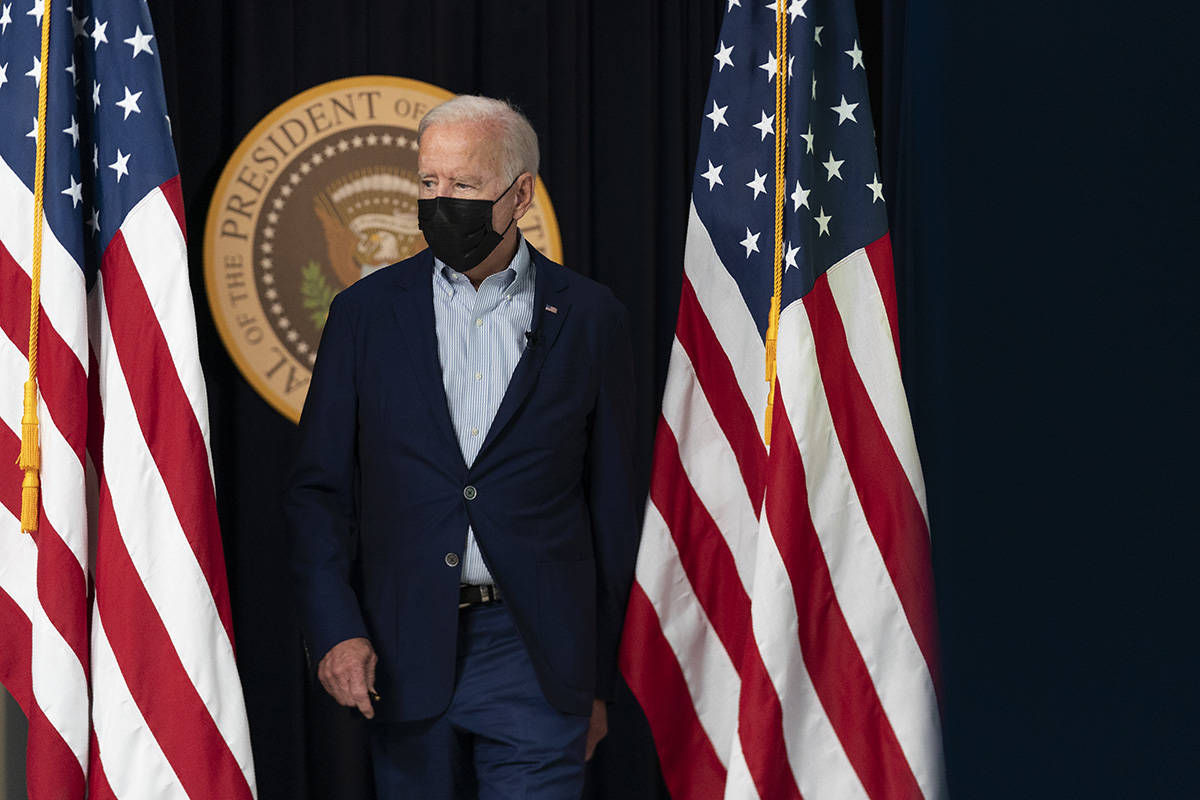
[{"xmin": 204, "ymin": 76, "xmax": 563, "ymax": 422}]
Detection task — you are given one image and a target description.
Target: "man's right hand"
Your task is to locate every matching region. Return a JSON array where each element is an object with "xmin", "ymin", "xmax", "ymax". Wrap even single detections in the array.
[{"xmin": 317, "ymin": 637, "xmax": 378, "ymax": 719}]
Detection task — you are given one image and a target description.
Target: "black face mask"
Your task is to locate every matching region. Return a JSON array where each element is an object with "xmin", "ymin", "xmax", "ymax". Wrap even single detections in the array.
[{"xmin": 417, "ymin": 175, "xmax": 520, "ymax": 272}]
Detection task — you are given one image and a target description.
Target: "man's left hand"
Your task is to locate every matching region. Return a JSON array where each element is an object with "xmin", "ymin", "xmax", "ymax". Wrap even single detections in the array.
[{"xmin": 585, "ymin": 699, "xmax": 608, "ymax": 761}]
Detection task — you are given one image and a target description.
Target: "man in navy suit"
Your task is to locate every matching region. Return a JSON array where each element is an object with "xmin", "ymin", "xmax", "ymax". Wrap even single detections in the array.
[{"xmin": 286, "ymin": 95, "xmax": 640, "ymax": 798}]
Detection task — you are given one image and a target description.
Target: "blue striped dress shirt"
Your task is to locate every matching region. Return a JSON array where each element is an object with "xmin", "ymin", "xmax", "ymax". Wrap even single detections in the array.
[{"xmin": 432, "ymin": 237, "xmax": 535, "ymax": 586}]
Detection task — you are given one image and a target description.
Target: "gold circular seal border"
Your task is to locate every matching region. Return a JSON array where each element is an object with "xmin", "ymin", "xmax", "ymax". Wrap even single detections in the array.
[{"xmin": 203, "ymin": 75, "xmax": 564, "ymax": 423}]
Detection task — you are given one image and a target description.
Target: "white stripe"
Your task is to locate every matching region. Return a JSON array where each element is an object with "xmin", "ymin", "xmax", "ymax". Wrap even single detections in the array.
[
  {"xmin": 748, "ymin": 512, "xmax": 870, "ymax": 800},
  {"xmin": 0, "ymin": 155, "xmax": 90, "ymax": 369},
  {"xmin": 721, "ymin": 734, "xmax": 762, "ymax": 800},
  {"xmin": 93, "ymin": 276, "xmax": 258, "ymax": 787},
  {"xmin": 636, "ymin": 501, "xmax": 740, "ymax": 770},
  {"xmin": 825, "ymin": 251, "xmax": 929, "ymax": 522},
  {"xmin": 0, "ymin": 501, "xmax": 37, "ymax": 628},
  {"xmin": 119, "ymin": 188, "xmax": 216, "ymax": 481},
  {"xmin": 91, "ymin": 608, "xmax": 188, "ymax": 800},
  {"xmin": 778, "ymin": 300, "xmax": 945, "ymax": 799},
  {"xmin": 660, "ymin": 339, "xmax": 759, "ymax": 594},
  {"xmin": 684, "ymin": 201, "xmax": 768, "ymax": 440}
]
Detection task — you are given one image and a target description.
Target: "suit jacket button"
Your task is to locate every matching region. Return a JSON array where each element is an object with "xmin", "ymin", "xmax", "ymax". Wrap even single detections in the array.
[
  {"xmin": 445, "ymin": 552, "xmax": 460, "ymax": 567},
  {"xmin": 463, "ymin": 485, "xmax": 477, "ymax": 501}
]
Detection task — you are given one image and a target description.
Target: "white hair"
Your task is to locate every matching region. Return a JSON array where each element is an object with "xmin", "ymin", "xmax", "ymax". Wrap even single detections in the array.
[{"xmin": 418, "ymin": 95, "xmax": 540, "ymax": 182}]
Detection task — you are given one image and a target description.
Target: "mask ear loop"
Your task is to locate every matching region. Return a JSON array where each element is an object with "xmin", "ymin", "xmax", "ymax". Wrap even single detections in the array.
[{"xmin": 494, "ymin": 172, "xmax": 524, "ymax": 238}]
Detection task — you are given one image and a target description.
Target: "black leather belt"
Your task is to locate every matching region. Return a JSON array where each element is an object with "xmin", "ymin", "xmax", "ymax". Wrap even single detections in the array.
[{"xmin": 459, "ymin": 584, "xmax": 502, "ymax": 609}]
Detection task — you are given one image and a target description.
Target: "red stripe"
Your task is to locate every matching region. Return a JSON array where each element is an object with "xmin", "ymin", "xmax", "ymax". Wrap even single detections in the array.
[
  {"xmin": 767, "ymin": 381, "xmax": 925, "ymax": 799},
  {"xmin": 0, "ymin": 585, "xmax": 32, "ymax": 714},
  {"xmin": 25, "ymin": 702, "xmax": 86, "ymax": 800},
  {"xmin": 865, "ymin": 234, "xmax": 901, "ymax": 364},
  {"xmin": 0, "ymin": 425, "xmax": 89, "ymax": 667},
  {"xmin": 619, "ymin": 584, "xmax": 728, "ymax": 800},
  {"xmin": 674, "ymin": 276, "xmax": 768, "ymax": 513},
  {"xmin": 0, "ymin": 239, "xmax": 88, "ymax": 463},
  {"xmin": 160, "ymin": 176, "xmax": 187, "ymax": 240},
  {"xmin": 647, "ymin": 418, "xmax": 802, "ymax": 800},
  {"xmin": 806, "ymin": 277, "xmax": 943, "ymax": 699},
  {"xmin": 93, "ymin": 476, "xmax": 253, "ymax": 800},
  {"xmin": 99, "ymin": 232, "xmax": 234, "ymax": 642}
]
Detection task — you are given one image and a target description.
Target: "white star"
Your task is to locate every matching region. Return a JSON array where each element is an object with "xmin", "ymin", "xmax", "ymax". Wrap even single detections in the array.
[
  {"xmin": 814, "ymin": 25, "xmax": 824, "ymax": 45},
  {"xmin": 822, "ymin": 151, "xmax": 844, "ymax": 181},
  {"xmin": 814, "ymin": 206, "xmax": 832, "ymax": 236},
  {"xmin": 0, "ymin": 63, "xmax": 7, "ymax": 90},
  {"xmin": 831, "ymin": 94, "xmax": 859, "ymax": 125},
  {"xmin": 90, "ymin": 18, "xmax": 107, "ymax": 50},
  {"xmin": 351, "ymin": 135, "xmax": 363, "ymax": 147},
  {"xmin": 115, "ymin": 85, "xmax": 142, "ymax": 119},
  {"xmin": 845, "ymin": 39, "xmax": 865, "ymax": 70},
  {"xmin": 92, "ymin": 143, "xmax": 98, "ymax": 172},
  {"xmin": 787, "ymin": 0, "xmax": 807, "ymax": 21},
  {"xmin": 727, "ymin": 0, "xmax": 740, "ymax": 9},
  {"xmin": 26, "ymin": 0, "xmax": 42, "ymax": 26},
  {"xmin": 366, "ymin": 133, "xmax": 378, "ymax": 145},
  {"xmin": 867, "ymin": 173, "xmax": 885, "ymax": 203},
  {"xmin": 62, "ymin": 115, "xmax": 78, "ymax": 145},
  {"xmin": 790, "ymin": 180, "xmax": 810, "ymax": 211},
  {"xmin": 108, "ymin": 148, "xmax": 130, "ymax": 182},
  {"xmin": 739, "ymin": 228, "xmax": 761, "ymax": 257},
  {"xmin": 92, "ymin": 80, "xmax": 100, "ymax": 109},
  {"xmin": 812, "ymin": 74, "xmax": 817, "ymax": 100},
  {"xmin": 123, "ymin": 25, "xmax": 153, "ymax": 57},
  {"xmin": 700, "ymin": 160, "xmax": 724, "ymax": 190},
  {"xmin": 752, "ymin": 110, "xmax": 775, "ymax": 141},
  {"xmin": 0, "ymin": 4, "xmax": 10, "ymax": 34},
  {"xmin": 65, "ymin": 54, "xmax": 76, "ymax": 85},
  {"xmin": 758, "ymin": 51, "xmax": 777, "ymax": 82},
  {"xmin": 69, "ymin": 6, "xmax": 87, "ymax": 38},
  {"xmin": 25, "ymin": 56, "xmax": 38, "ymax": 85},
  {"xmin": 61, "ymin": 174, "xmax": 82, "ymax": 207},
  {"xmin": 784, "ymin": 241, "xmax": 800, "ymax": 271},
  {"xmin": 26, "ymin": 117, "xmax": 36, "ymax": 141},
  {"xmin": 713, "ymin": 41, "xmax": 734, "ymax": 71},
  {"xmin": 706, "ymin": 100, "xmax": 728, "ymax": 131},
  {"xmin": 800, "ymin": 122, "xmax": 814, "ymax": 153},
  {"xmin": 746, "ymin": 168, "xmax": 768, "ymax": 200},
  {"xmin": 87, "ymin": 208, "xmax": 99, "ymax": 234}
]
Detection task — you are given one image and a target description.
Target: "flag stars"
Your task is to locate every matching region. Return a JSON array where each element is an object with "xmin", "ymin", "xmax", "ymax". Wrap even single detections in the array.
[
  {"xmin": 92, "ymin": 143, "xmax": 98, "ymax": 173},
  {"xmin": 0, "ymin": 63, "xmax": 7, "ymax": 90},
  {"xmin": 845, "ymin": 39, "xmax": 865, "ymax": 70},
  {"xmin": 800, "ymin": 122, "xmax": 814, "ymax": 153},
  {"xmin": 787, "ymin": 0, "xmax": 807, "ymax": 21},
  {"xmin": 701, "ymin": 160, "xmax": 724, "ymax": 190},
  {"xmin": 814, "ymin": 25, "xmax": 824, "ymax": 45},
  {"xmin": 25, "ymin": 117, "xmax": 35, "ymax": 141},
  {"xmin": 123, "ymin": 25, "xmax": 154, "ymax": 57},
  {"xmin": 115, "ymin": 85, "xmax": 143, "ymax": 119},
  {"xmin": 87, "ymin": 208, "xmax": 99, "ymax": 235},
  {"xmin": 26, "ymin": 0, "xmax": 42, "ymax": 26},
  {"xmin": 706, "ymin": 100, "xmax": 728, "ymax": 131},
  {"xmin": 91, "ymin": 18, "xmax": 107, "ymax": 49},
  {"xmin": 63, "ymin": 115, "xmax": 78, "ymax": 146},
  {"xmin": 811, "ymin": 74, "xmax": 817, "ymax": 100},
  {"xmin": 714, "ymin": 40, "xmax": 734, "ymax": 71},
  {"xmin": 784, "ymin": 241, "xmax": 800, "ymax": 271},
  {"xmin": 822, "ymin": 151, "xmax": 844, "ymax": 181},
  {"xmin": 727, "ymin": 0, "xmax": 740, "ymax": 10},
  {"xmin": 69, "ymin": 6, "xmax": 87, "ymax": 38},
  {"xmin": 65, "ymin": 54, "xmax": 76, "ymax": 86},
  {"xmin": 814, "ymin": 206, "xmax": 832, "ymax": 236},
  {"xmin": 740, "ymin": 228, "xmax": 761, "ymax": 257},
  {"xmin": 790, "ymin": 180, "xmax": 810, "ymax": 211},
  {"xmin": 759, "ymin": 51, "xmax": 778, "ymax": 82},
  {"xmin": 92, "ymin": 80, "xmax": 100, "ymax": 110},
  {"xmin": 746, "ymin": 168, "xmax": 768, "ymax": 200},
  {"xmin": 867, "ymin": 173, "xmax": 885, "ymax": 203},
  {"xmin": 61, "ymin": 175, "xmax": 82, "ymax": 208},
  {"xmin": 0, "ymin": 4, "xmax": 10, "ymax": 34},
  {"xmin": 752, "ymin": 110, "xmax": 775, "ymax": 141},
  {"xmin": 831, "ymin": 94, "xmax": 859, "ymax": 125},
  {"xmin": 25, "ymin": 56, "xmax": 38, "ymax": 85},
  {"xmin": 108, "ymin": 148, "xmax": 130, "ymax": 182}
]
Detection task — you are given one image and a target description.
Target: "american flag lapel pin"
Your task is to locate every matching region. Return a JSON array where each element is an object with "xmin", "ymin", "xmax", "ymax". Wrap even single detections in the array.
[{"xmin": 545, "ymin": 304, "xmax": 558, "ymax": 314}]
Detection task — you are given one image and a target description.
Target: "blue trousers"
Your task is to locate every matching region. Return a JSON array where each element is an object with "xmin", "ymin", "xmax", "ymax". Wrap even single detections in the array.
[{"xmin": 369, "ymin": 602, "xmax": 590, "ymax": 799}]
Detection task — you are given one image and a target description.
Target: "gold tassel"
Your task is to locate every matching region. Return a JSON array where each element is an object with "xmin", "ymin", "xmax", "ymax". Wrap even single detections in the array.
[{"xmin": 18, "ymin": 379, "xmax": 40, "ymax": 532}]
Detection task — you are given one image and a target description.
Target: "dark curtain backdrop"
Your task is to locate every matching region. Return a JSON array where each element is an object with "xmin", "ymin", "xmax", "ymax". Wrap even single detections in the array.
[{"xmin": 131, "ymin": 1, "xmax": 1200, "ymax": 799}]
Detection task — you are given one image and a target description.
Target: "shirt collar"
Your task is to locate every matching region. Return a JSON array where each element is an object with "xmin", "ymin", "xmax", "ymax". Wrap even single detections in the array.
[{"xmin": 433, "ymin": 233, "xmax": 529, "ymax": 292}]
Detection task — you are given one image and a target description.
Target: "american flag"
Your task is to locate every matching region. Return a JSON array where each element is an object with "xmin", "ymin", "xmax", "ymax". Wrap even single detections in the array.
[
  {"xmin": 0, "ymin": 1, "xmax": 256, "ymax": 797},
  {"xmin": 619, "ymin": 1, "xmax": 946, "ymax": 798}
]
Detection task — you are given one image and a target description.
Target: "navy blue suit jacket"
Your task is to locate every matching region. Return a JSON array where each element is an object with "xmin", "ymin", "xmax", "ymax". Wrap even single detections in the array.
[{"xmin": 286, "ymin": 244, "xmax": 640, "ymax": 721}]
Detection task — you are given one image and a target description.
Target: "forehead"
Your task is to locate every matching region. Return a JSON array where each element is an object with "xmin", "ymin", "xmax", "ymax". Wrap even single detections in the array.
[{"xmin": 417, "ymin": 121, "xmax": 502, "ymax": 178}]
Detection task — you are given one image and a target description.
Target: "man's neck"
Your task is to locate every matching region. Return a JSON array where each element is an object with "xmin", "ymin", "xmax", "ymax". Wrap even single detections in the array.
[{"xmin": 463, "ymin": 231, "xmax": 520, "ymax": 290}]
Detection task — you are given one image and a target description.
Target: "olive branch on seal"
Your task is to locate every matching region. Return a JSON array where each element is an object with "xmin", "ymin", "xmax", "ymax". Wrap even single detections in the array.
[{"xmin": 300, "ymin": 260, "xmax": 335, "ymax": 332}]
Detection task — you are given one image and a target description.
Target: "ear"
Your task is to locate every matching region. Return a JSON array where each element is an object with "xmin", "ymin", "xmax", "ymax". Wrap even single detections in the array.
[{"xmin": 512, "ymin": 172, "xmax": 536, "ymax": 222}]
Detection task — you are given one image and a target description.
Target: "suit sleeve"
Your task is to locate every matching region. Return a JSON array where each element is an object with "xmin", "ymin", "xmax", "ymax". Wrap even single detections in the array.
[
  {"xmin": 586, "ymin": 295, "xmax": 641, "ymax": 701},
  {"xmin": 285, "ymin": 292, "xmax": 369, "ymax": 665}
]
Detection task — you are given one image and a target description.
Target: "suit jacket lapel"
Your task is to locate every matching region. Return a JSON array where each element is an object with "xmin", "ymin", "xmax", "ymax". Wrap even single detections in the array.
[
  {"xmin": 478, "ymin": 246, "xmax": 570, "ymax": 459},
  {"xmin": 390, "ymin": 252, "xmax": 465, "ymax": 468}
]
